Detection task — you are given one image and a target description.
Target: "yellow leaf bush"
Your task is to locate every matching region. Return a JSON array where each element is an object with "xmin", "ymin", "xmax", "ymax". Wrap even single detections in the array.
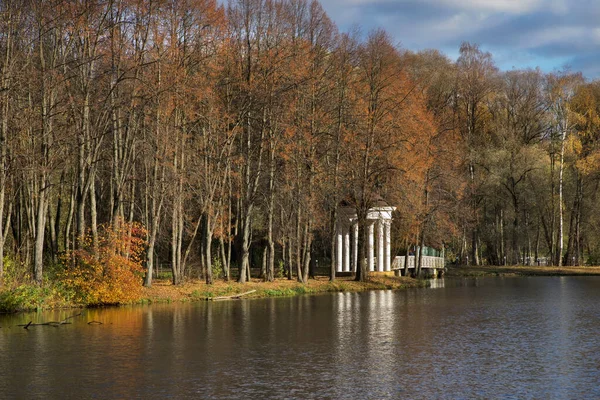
[{"xmin": 60, "ymin": 220, "xmax": 147, "ymax": 305}]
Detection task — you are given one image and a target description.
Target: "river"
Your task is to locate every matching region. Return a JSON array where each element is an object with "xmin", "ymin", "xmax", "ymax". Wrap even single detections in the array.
[{"xmin": 2, "ymin": 276, "xmax": 600, "ymax": 399}]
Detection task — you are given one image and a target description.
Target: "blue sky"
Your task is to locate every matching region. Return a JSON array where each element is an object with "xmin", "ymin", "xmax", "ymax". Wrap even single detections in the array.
[{"xmin": 318, "ymin": 0, "xmax": 600, "ymax": 79}]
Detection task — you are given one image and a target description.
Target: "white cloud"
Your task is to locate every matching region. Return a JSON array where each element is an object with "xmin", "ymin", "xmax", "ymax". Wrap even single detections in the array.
[
  {"xmin": 329, "ymin": 0, "xmax": 544, "ymax": 14},
  {"xmin": 430, "ymin": 0, "xmax": 543, "ymax": 14},
  {"xmin": 525, "ymin": 26, "xmax": 584, "ymax": 46},
  {"xmin": 428, "ymin": 11, "xmax": 498, "ymax": 37},
  {"xmin": 517, "ymin": 26, "xmax": 600, "ymax": 51},
  {"xmin": 317, "ymin": 0, "xmax": 600, "ymax": 78}
]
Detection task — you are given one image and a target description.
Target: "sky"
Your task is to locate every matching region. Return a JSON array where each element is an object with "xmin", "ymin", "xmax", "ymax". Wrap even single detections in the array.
[{"xmin": 317, "ymin": 0, "xmax": 600, "ymax": 79}]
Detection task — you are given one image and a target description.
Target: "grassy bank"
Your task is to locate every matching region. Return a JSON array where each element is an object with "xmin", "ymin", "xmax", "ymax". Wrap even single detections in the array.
[
  {"xmin": 141, "ymin": 273, "xmax": 427, "ymax": 303},
  {"xmin": 0, "ymin": 273, "xmax": 427, "ymax": 313},
  {"xmin": 446, "ymin": 265, "xmax": 600, "ymax": 277}
]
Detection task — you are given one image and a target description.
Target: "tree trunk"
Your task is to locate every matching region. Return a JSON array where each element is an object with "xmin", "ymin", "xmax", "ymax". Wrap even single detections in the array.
[
  {"xmin": 403, "ymin": 240, "xmax": 410, "ymax": 277},
  {"xmin": 470, "ymin": 163, "xmax": 480, "ymax": 266},
  {"xmin": 295, "ymin": 207, "xmax": 303, "ymax": 282},
  {"xmin": 416, "ymin": 230, "xmax": 425, "ymax": 277},
  {"xmin": 33, "ymin": 188, "xmax": 48, "ymax": 284},
  {"xmin": 459, "ymin": 227, "xmax": 466, "ymax": 264},
  {"xmin": 355, "ymin": 216, "xmax": 367, "ymax": 282},
  {"xmin": 557, "ymin": 125, "xmax": 566, "ymax": 267},
  {"xmin": 145, "ymin": 233, "xmax": 157, "ymax": 287},
  {"xmin": 220, "ymin": 234, "xmax": 229, "ymax": 281},
  {"xmin": 144, "ymin": 179, "xmax": 162, "ymax": 286},
  {"xmin": 330, "ymin": 212, "xmax": 337, "ymax": 281},
  {"xmin": 1, "ymin": 126, "xmax": 7, "ymax": 279},
  {"xmin": 512, "ymin": 198, "xmax": 519, "ymax": 265},
  {"xmin": 171, "ymin": 192, "xmax": 184, "ymax": 285},
  {"xmin": 287, "ymin": 236, "xmax": 293, "ymax": 280},
  {"xmin": 46, "ymin": 206, "xmax": 56, "ymax": 262},
  {"xmin": 414, "ymin": 244, "xmax": 421, "ymax": 277},
  {"xmin": 266, "ymin": 134, "xmax": 276, "ymax": 282},
  {"xmin": 575, "ymin": 176, "xmax": 582, "ymax": 265},
  {"xmin": 261, "ymin": 246, "xmax": 267, "ymax": 282},
  {"xmin": 205, "ymin": 216, "xmax": 213, "ymax": 285},
  {"xmin": 90, "ymin": 176, "xmax": 98, "ymax": 256},
  {"xmin": 238, "ymin": 208, "xmax": 252, "ymax": 283},
  {"xmin": 144, "ymin": 157, "xmax": 164, "ymax": 287},
  {"xmin": 302, "ymin": 221, "xmax": 312, "ymax": 283},
  {"xmin": 0, "ymin": 2, "xmax": 13, "ymax": 284},
  {"xmin": 550, "ymin": 152, "xmax": 556, "ymax": 265},
  {"xmin": 535, "ymin": 220, "xmax": 540, "ymax": 264}
]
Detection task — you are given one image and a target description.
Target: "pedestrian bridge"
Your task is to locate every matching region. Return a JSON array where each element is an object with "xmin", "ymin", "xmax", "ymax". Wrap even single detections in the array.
[{"xmin": 392, "ymin": 255, "xmax": 445, "ymax": 276}]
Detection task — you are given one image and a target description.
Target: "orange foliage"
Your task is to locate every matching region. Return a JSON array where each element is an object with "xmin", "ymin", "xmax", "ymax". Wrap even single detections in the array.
[{"xmin": 60, "ymin": 221, "xmax": 147, "ymax": 305}]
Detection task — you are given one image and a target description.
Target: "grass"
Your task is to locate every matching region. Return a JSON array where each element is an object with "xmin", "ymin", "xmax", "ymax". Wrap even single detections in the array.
[
  {"xmin": 9, "ymin": 264, "xmax": 600, "ymax": 313},
  {"xmin": 0, "ymin": 283, "xmax": 72, "ymax": 313},
  {"xmin": 0, "ymin": 272, "xmax": 427, "ymax": 313},
  {"xmin": 140, "ymin": 273, "xmax": 428, "ymax": 304}
]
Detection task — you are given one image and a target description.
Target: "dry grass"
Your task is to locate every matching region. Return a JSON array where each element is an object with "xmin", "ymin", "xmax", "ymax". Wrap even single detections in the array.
[
  {"xmin": 140, "ymin": 273, "xmax": 427, "ymax": 303},
  {"xmin": 0, "ymin": 273, "xmax": 426, "ymax": 313}
]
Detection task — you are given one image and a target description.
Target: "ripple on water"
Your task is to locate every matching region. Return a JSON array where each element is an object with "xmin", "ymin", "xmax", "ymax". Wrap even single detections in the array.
[{"xmin": 2, "ymin": 277, "xmax": 600, "ymax": 399}]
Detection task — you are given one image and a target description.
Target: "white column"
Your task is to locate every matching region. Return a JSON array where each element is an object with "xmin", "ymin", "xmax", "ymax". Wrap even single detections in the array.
[
  {"xmin": 336, "ymin": 225, "xmax": 343, "ymax": 272},
  {"xmin": 384, "ymin": 221, "xmax": 391, "ymax": 271},
  {"xmin": 368, "ymin": 221, "xmax": 374, "ymax": 271},
  {"xmin": 353, "ymin": 222, "xmax": 359, "ymax": 272},
  {"xmin": 377, "ymin": 220, "xmax": 384, "ymax": 272},
  {"xmin": 415, "ymin": 246, "xmax": 420, "ymax": 270},
  {"xmin": 343, "ymin": 225, "xmax": 350, "ymax": 272}
]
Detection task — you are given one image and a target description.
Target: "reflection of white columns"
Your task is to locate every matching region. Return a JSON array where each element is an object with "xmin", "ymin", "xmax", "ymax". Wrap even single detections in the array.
[
  {"xmin": 353, "ymin": 222, "xmax": 359, "ymax": 272},
  {"xmin": 336, "ymin": 225, "xmax": 343, "ymax": 272},
  {"xmin": 343, "ymin": 225, "xmax": 350, "ymax": 272},
  {"xmin": 377, "ymin": 220, "xmax": 384, "ymax": 272},
  {"xmin": 384, "ymin": 221, "xmax": 391, "ymax": 272},
  {"xmin": 368, "ymin": 222, "xmax": 374, "ymax": 271}
]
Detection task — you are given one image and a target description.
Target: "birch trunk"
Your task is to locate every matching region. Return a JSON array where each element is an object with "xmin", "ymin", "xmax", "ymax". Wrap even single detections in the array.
[{"xmin": 557, "ymin": 120, "xmax": 567, "ymax": 267}]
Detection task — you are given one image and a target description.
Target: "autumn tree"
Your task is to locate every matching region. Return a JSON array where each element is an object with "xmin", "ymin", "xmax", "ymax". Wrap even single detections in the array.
[
  {"xmin": 400, "ymin": 49, "xmax": 461, "ymax": 276},
  {"xmin": 455, "ymin": 42, "xmax": 498, "ymax": 266},
  {"xmin": 343, "ymin": 30, "xmax": 411, "ymax": 282},
  {"xmin": 24, "ymin": 1, "xmax": 70, "ymax": 283},
  {"xmin": 0, "ymin": 0, "xmax": 22, "ymax": 282},
  {"xmin": 323, "ymin": 32, "xmax": 357, "ymax": 281},
  {"xmin": 481, "ymin": 70, "xmax": 548, "ymax": 264},
  {"xmin": 564, "ymin": 81, "xmax": 600, "ymax": 264},
  {"xmin": 544, "ymin": 71, "xmax": 584, "ymax": 266}
]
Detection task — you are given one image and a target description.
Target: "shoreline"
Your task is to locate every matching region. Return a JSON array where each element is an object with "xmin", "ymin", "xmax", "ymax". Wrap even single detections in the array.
[
  {"xmin": 140, "ymin": 273, "xmax": 428, "ymax": 304},
  {"xmin": 446, "ymin": 265, "xmax": 600, "ymax": 277},
  {"xmin": 0, "ymin": 273, "xmax": 428, "ymax": 313},
  {"xmin": 6, "ymin": 266, "xmax": 600, "ymax": 313}
]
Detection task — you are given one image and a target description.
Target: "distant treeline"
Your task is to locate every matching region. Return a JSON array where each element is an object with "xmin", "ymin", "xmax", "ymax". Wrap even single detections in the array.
[{"xmin": 0, "ymin": 0, "xmax": 598, "ymax": 287}]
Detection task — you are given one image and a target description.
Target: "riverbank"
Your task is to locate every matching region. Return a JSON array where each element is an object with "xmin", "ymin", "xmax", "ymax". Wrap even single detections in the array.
[
  {"xmin": 446, "ymin": 265, "xmax": 600, "ymax": 277},
  {"xmin": 141, "ymin": 274, "xmax": 427, "ymax": 303},
  {"xmin": 0, "ymin": 273, "xmax": 427, "ymax": 313}
]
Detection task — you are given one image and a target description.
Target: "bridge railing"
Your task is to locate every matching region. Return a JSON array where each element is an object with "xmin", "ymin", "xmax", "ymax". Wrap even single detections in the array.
[{"xmin": 392, "ymin": 255, "xmax": 445, "ymax": 269}]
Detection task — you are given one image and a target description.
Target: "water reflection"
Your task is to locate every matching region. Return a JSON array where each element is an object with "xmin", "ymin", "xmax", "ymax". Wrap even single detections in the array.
[
  {"xmin": 2, "ymin": 277, "xmax": 600, "ymax": 398},
  {"xmin": 429, "ymin": 277, "xmax": 445, "ymax": 289}
]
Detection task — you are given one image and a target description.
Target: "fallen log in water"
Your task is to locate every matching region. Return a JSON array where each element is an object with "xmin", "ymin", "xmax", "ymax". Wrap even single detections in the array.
[
  {"xmin": 62, "ymin": 312, "xmax": 82, "ymax": 322},
  {"xmin": 209, "ymin": 290, "xmax": 256, "ymax": 301},
  {"xmin": 18, "ymin": 312, "xmax": 82, "ymax": 329},
  {"xmin": 19, "ymin": 321, "xmax": 73, "ymax": 328}
]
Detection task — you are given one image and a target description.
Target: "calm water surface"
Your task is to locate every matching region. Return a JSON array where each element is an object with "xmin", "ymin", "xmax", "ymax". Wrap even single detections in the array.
[{"xmin": 2, "ymin": 276, "xmax": 600, "ymax": 399}]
